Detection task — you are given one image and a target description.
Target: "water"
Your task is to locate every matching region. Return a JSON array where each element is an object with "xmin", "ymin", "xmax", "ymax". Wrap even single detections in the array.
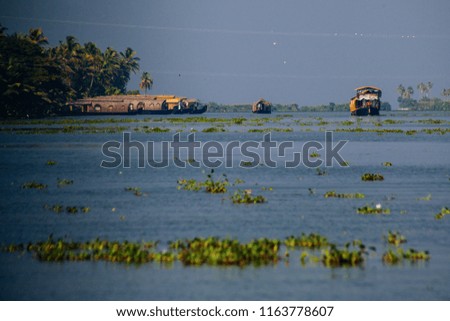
[{"xmin": 0, "ymin": 111, "xmax": 449, "ymax": 300}]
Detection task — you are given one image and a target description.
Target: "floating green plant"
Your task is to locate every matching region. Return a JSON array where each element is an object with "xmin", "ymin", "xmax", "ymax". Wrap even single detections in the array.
[
  {"xmin": 173, "ymin": 237, "xmax": 280, "ymax": 266},
  {"xmin": 382, "ymin": 162, "xmax": 393, "ymax": 167},
  {"xmin": 384, "ymin": 231, "xmax": 407, "ymax": 246},
  {"xmin": 46, "ymin": 160, "xmax": 57, "ymax": 166},
  {"xmin": 231, "ymin": 189, "xmax": 266, "ymax": 204},
  {"xmin": 417, "ymin": 193, "xmax": 432, "ymax": 201},
  {"xmin": 357, "ymin": 205, "xmax": 390, "ymax": 215},
  {"xmin": 204, "ymin": 170, "xmax": 229, "ymax": 193},
  {"xmin": 382, "ymin": 248, "xmax": 430, "ymax": 264},
  {"xmin": 324, "ymin": 191, "xmax": 365, "ymax": 199},
  {"xmin": 57, "ymin": 178, "xmax": 73, "ymax": 187},
  {"xmin": 142, "ymin": 126, "xmax": 170, "ymax": 133},
  {"xmin": 22, "ymin": 181, "xmax": 47, "ymax": 189},
  {"xmin": 177, "ymin": 179, "xmax": 204, "ymax": 191},
  {"xmin": 248, "ymin": 127, "xmax": 293, "ymax": 133},
  {"xmin": 202, "ymin": 127, "xmax": 226, "ymax": 133},
  {"xmin": 361, "ymin": 173, "xmax": 384, "ymax": 181},
  {"xmin": 177, "ymin": 170, "xmax": 229, "ymax": 194},
  {"xmin": 124, "ymin": 187, "xmax": 143, "ymax": 196},
  {"xmin": 240, "ymin": 161, "xmax": 254, "ymax": 167},
  {"xmin": 309, "ymin": 151, "xmax": 321, "ymax": 158},
  {"xmin": 284, "ymin": 233, "xmax": 329, "ymax": 248},
  {"xmin": 316, "ymin": 168, "xmax": 327, "ymax": 176},
  {"xmin": 44, "ymin": 204, "xmax": 89, "ymax": 214},
  {"xmin": 434, "ymin": 207, "xmax": 450, "ymax": 220},
  {"xmin": 321, "ymin": 240, "xmax": 367, "ymax": 267}
]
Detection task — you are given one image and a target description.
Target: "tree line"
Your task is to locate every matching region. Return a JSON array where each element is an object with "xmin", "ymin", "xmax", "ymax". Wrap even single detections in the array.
[
  {"xmin": 397, "ymin": 82, "xmax": 450, "ymax": 110},
  {"xmin": 0, "ymin": 24, "xmax": 153, "ymax": 118}
]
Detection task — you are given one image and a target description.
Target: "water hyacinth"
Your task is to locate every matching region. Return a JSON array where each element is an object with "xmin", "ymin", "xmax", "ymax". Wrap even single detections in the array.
[
  {"xmin": 382, "ymin": 248, "xmax": 430, "ymax": 265},
  {"xmin": 177, "ymin": 170, "xmax": 229, "ymax": 194},
  {"xmin": 321, "ymin": 240, "xmax": 367, "ymax": 267},
  {"xmin": 384, "ymin": 231, "xmax": 407, "ymax": 246},
  {"xmin": 434, "ymin": 207, "xmax": 450, "ymax": 220},
  {"xmin": 22, "ymin": 181, "xmax": 47, "ymax": 189},
  {"xmin": 284, "ymin": 233, "xmax": 329, "ymax": 249},
  {"xmin": 230, "ymin": 189, "xmax": 266, "ymax": 204},
  {"xmin": 361, "ymin": 173, "xmax": 384, "ymax": 181},
  {"xmin": 323, "ymin": 191, "xmax": 365, "ymax": 199},
  {"xmin": 357, "ymin": 205, "xmax": 391, "ymax": 215}
]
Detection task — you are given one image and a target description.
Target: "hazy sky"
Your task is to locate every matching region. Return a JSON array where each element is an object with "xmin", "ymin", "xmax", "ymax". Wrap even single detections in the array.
[{"xmin": 1, "ymin": 0, "xmax": 450, "ymax": 107}]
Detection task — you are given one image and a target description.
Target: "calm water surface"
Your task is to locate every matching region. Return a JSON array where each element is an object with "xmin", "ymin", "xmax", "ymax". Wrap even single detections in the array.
[{"xmin": 0, "ymin": 111, "xmax": 449, "ymax": 300}]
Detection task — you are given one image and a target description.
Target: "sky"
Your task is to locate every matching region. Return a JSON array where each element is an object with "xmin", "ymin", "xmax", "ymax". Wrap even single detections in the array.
[{"xmin": 1, "ymin": 0, "xmax": 450, "ymax": 108}]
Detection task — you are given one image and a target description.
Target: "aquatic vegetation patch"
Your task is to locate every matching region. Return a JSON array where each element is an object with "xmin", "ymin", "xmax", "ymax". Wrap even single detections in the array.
[
  {"xmin": 357, "ymin": 205, "xmax": 390, "ymax": 215},
  {"xmin": 434, "ymin": 207, "xmax": 450, "ymax": 220},
  {"xmin": 248, "ymin": 127, "xmax": 293, "ymax": 133},
  {"xmin": 177, "ymin": 170, "xmax": 229, "ymax": 193},
  {"xmin": 284, "ymin": 233, "xmax": 329, "ymax": 248},
  {"xmin": 382, "ymin": 248, "xmax": 430, "ymax": 264},
  {"xmin": 43, "ymin": 204, "xmax": 90, "ymax": 214},
  {"xmin": 361, "ymin": 173, "xmax": 384, "ymax": 181},
  {"xmin": 382, "ymin": 162, "xmax": 393, "ymax": 167},
  {"xmin": 46, "ymin": 160, "xmax": 57, "ymax": 166},
  {"xmin": 124, "ymin": 187, "xmax": 143, "ymax": 197},
  {"xmin": 142, "ymin": 126, "xmax": 170, "ymax": 133},
  {"xmin": 21, "ymin": 181, "xmax": 47, "ymax": 190},
  {"xmin": 231, "ymin": 189, "xmax": 266, "ymax": 204},
  {"xmin": 417, "ymin": 193, "xmax": 432, "ymax": 201},
  {"xmin": 323, "ymin": 191, "xmax": 365, "ymax": 199},
  {"xmin": 316, "ymin": 168, "xmax": 327, "ymax": 176},
  {"xmin": 3, "ymin": 237, "xmax": 163, "ymax": 264},
  {"xmin": 202, "ymin": 127, "xmax": 226, "ymax": 133},
  {"xmin": 309, "ymin": 151, "xmax": 321, "ymax": 158},
  {"xmin": 384, "ymin": 231, "xmax": 407, "ymax": 246},
  {"xmin": 171, "ymin": 237, "xmax": 281, "ymax": 266},
  {"xmin": 57, "ymin": 178, "xmax": 74, "ymax": 187},
  {"xmin": 321, "ymin": 240, "xmax": 367, "ymax": 267}
]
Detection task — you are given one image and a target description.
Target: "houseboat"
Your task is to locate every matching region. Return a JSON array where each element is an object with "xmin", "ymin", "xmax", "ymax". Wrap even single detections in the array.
[
  {"xmin": 349, "ymin": 86, "xmax": 382, "ymax": 116},
  {"xmin": 252, "ymin": 98, "xmax": 272, "ymax": 114}
]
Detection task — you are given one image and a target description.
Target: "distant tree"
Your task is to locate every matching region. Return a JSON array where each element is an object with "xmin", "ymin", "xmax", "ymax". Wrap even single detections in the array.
[
  {"xmin": 139, "ymin": 72, "xmax": 153, "ymax": 96},
  {"xmin": 396, "ymin": 84, "xmax": 406, "ymax": 100},
  {"xmin": 406, "ymin": 86, "xmax": 414, "ymax": 99},
  {"xmin": 417, "ymin": 82, "xmax": 433, "ymax": 99},
  {"xmin": 442, "ymin": 88, "xmax": 450, "ymax": 98}
]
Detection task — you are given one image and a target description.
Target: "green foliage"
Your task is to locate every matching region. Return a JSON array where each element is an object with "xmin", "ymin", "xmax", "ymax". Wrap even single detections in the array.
[
  {"xmin": 357, "ymin": 205, "xmax": 390, "ymax": 215},
  {"xmin": 177, "ymin": 170, "xmax": 229, "ymax": 194},
  {"xmin": 382, "ymin": 162, "xmax": 393, "ymax": 167},
  {"xmin": 174, "ymin": 237, "xmax": 281, "ymax": 266},
  {"xmin": 384, "ymin": 231, "xmax": 407, "ymax": 246},
  {"xmin": 202, "ymin": 127, "xmax": 226, "ymax": 133},
  {"xmin": 382, "ymin": 248, "xmax": 430, "ymax": 264},
  {"xmin": 361, "ymin": 173, "xmax": 384, "ymax": 181},
  {"xmin": 284, "ymin": 233, "xmax": 329, "ymax": 248},
  {"xmin": 230, "ymin": 189, "xmax": 266, "ymax": 204},
  {"xmin": 321, "ymin": 240, "xmax": 367, "ymax": 267},
  {"xmin": 124, "ymin": 187, "xmax": 143, "ymax": 197},
  {"xmin": 323, "ymin": 191, "xmax": 365, "ymax": 199},
  {"xmin": 0, "ymin": 25, "xmax": 140, "ymax": 118},
  {"xmin": 21, "ymin": 181, "xmax": 47, "ymax": 189},
  {"xmin": 434, "ymin": 207, "xmax": 450, "ymax": 220},
  {"xmin": 57, "ymin": 178, "xmax": 73, "ymax": 187}
]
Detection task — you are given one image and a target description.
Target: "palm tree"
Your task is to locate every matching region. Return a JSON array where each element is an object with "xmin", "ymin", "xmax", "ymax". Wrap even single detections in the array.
[
  {"xmin": 406, "ymin": 86, "xmax": 414, "ymax": 99},
  {"xmin": 139, "ymin": 72, "xmax": 153, "ymax": 96},
  {"xmin": 27, "ymin": 28, "xmax": 48, "ymax": 46},
  {"xmin": 396, "ymin": 84, "xmax": 406, "ymax": 100},
  {"xmin": 417, "ymin": 82, "xmax": 428, "ymax": 99}
]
